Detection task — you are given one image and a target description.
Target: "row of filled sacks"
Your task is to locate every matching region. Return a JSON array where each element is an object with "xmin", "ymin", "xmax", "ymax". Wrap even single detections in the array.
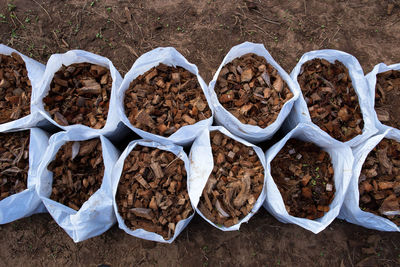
[
  {"xmin": 0, "ymin": 124, "xmax": 396, "ymax": 244},
  {"xmin": 0, "ymin": 122, "xmax": 353, "ymax": 243},
  {"xmin": 2, "ymin": 42, "xmax": 396, "ymax": 148},
  {"xmin": 0, "ymin": 42, "xmax": 379, "ymax": 147}
]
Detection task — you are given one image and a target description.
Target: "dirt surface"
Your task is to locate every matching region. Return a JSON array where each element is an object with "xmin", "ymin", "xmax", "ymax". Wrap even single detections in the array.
[{"xmin": 0, "ymin": 0, "xmax": 400, "ymax": 266}]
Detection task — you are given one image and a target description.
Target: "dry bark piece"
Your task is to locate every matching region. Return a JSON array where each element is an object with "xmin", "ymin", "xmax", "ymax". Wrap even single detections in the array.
[
  {"xmin": 214, "ymin": 53, "xmax": 293, "ymax": 128},
  {"xmin": 374, "ymin": 70, "xmax": 400, "ymax": 129},
  {"xmin": 0, "ymin": 53, "xmax": 32, "ymax": 124},
  {"xmin": 48, "ymin": 138, "xmax": 104, "ymax": 210},
  {"xmin": 116, "ymin": 145, "xmax": 193, "ymax": 240},
  {"xmin": 270, "ymin": 139, "xmax": 335, "ymax": 220},
  {"xmin": 0, "ymin": 131, "xmax": 30, "ymax": 201},
  {"xmin": 198, "ymin": 131, "xmax": 264, "ymax": 227},
  {"xmin": 359, "ymin": 138, "xmax": 400, "ymax": 225},
  {"xmin": 124, "ymin": 63, "xmax": 212, "ymax": 137},
  {"xmin": 297, "ymin": 59, "xmax": 364, "ymax": 142},
  {"xmin": 43, "ymin": 63, "xmax": 112, "ymax": 129}
]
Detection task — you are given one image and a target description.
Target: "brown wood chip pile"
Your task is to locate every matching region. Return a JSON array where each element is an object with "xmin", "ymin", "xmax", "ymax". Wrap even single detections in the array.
[
  {"xmin": 198, "ymin": 131, "xmax": 264, "ymax": 227},
  {"xmin": 0, "ymin": 53, "xmax": 32, "ymax": 124},
  {"xmin": 297, "ymin": 58, "xmax": 364, "ymax": 142},
  {"xmin": 374, "ymin": 70, "xmax": 400, "ymax": 129},
  {"xmin": 124, "ymin": 63, "xmax": 211, "ymax": 137},
  {"xmin": 270, "ymin": 139, "xmax": 335, "ymax": 220},
  {"xmin": 116, "ymin": 145, "xmax": 193, "ymax": 240},
  {"xmin": 359, "ymin": 138, "xmax": 400, "ymax": 226},
  {"xmin": 0, "ymin": 131, "xmax": 30, "ymax": 201},
  {"xmin": 43, "ymin": 63, "xmax": 112, "ymax": 129},
  {"xmin": 48, "ymin": 138, "xmax": 104, "ymax": 211},
  {"xmin": 214, "ymin": 53, "xmax": 293, "ymax": 128}
]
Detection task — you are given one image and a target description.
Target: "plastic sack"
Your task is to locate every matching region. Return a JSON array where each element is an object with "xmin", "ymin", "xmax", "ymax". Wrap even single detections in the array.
[
  {"xmin": 339, "ymin": 128, "xmax": 400, "ymax": 232},
  {"xmin": 288, "ymin": 49, "xmax": 377, "ymax": 147},
  {"xmin": 31, "ymin": 50, "xmax": 123, "ymax": 136},
  {"xmin": 365, "ymin": 62, "xmax": 400, "ymax": 132},
  {"xmin": 208, "ymin": 42, "xmax": 301, "ymax": 143},
  {"xmin": 0, "ymin": 127, "xmax": 48, "ymax": 224},
  {"xmin": 36, "ymin": 130, "xmax": 120, "ymax": 242},
  {"xmin": 263, "ymin": 123, "xmax": 353, "ymax": 234},
  {"xmin": 0, "ymin": 44, "xmax": 45, "ymax": 131},
  {"xmin": 189, "ymin": 126, "xmax": 267, "ymax": 231},
  {"xmin": 116, "ymin": 47, "xmax": 213, "ymax": 146},
  {"xmin": 112, "ymin": 139, "xmax": 194, "ymax": 243}
]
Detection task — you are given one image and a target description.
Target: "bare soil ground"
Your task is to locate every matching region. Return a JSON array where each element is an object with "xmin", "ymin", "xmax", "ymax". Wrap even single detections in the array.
[{"xmin": 0, "ymin": 0, "xmax": 400, "ymax": 266}]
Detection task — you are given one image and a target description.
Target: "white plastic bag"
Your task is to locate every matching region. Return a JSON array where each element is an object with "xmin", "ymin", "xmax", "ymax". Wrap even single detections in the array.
[
  {"xmin": 0, "ymin": 127, "xmax": 48, "ymax": 224},
  {"xmin": 208, "ymin": 42, "xmax": 301, "ymax": 143},
  {"xmin": 112, "ymin": 140, "xmax": 194, "ymax": 243},
  {"xmin": 263, "ymin": 123, "xmax": 353, "ymax": 234},
  {"xmin": 288, "ymin": 49, "xmax": 377, "ymax": 147},
  {"xmin": 36, "ymin": 129, "xmax": 120, "ymax": 242},
  {"xmin": 339, "ymin": 128, "xmax": 400, "ymax": 232},
  {"xmin": 31, "ymin": 50, "xmax": 123, "ymax": 136},
  {"xmin": 189, "ymin": 126, "xmax": 267, "ymax": 231},
  {"xmin": 0, "ymin": 44, "xmax": 45, "ymax": 131},
  {"xmin": 365, "ymin": 62, "xmax": 400, "ymax": 132},
  {"xmin": 116, "ymin": 47, "xmax": 213, "ymax": 146}
]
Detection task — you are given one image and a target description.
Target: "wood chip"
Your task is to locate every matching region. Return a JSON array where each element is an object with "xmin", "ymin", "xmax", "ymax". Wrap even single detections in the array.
[
  {"xmin": 48, "ymin": 138, "xmax": 104, "ymax": 210},
  {"xmin": 198, "ymin": 131, "xmax": 264, "ymax": 227},
  {"xmin": 0, "ymin": 131, "xmax": 30, "ymax": 201},
  {"xmin": 215, "ymin": 53, "xmax": 293, "ymax": 128},
  {"xmin": 0, "ymin": 53, "xmax": 32, "ymax": 124},
  {"xmin": 43, "ymin": 63, "xmax": 112, "ymax": 128},
  {"xmin": 374, "ymin": 70, "xmax": 400, "ymax": 129},
  {"xmin": 124, "ymin": 64, "xmax": 211, "ymax": 137},
  {"xmin": 271, "ymin": 139, "xmax": 335, "ymax": 219},
  {"xmin": 359, "ymin": 138, "xmax": 400, "ymax": 225},
  {"xmin": 116, "ymin": 145, "xmax": 193, "ymax": 240},
  {"xmin": 297, "ymin": 59, "xmax": 364, "ymax": 142}
]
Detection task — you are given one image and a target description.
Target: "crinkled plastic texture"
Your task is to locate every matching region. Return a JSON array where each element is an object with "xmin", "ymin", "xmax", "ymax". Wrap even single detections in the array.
[
  {"xmin": 288, "ymin": 49, "xmax": 377, "ymax": 147},
  {"xmin": 338, "ymin": 128, "xmax": 400, "ymax": 232},
  {"xmin": 263, "ymin": 123, "xmax": 353, "ymax": 234},
  {"xmin": 0, "ymin": 127, "xmax": 49, "ymax": 224},
  {"xmin": 31, "ymin": 50, "xmax": 123, "ymax": 136},
  {"xmin": 117, "ymin": 47, "xmax": 213, "ymax": 146},
  {"xmin": 0, "ymin": 44, "xmax": 45, "ymax": 131},
  {"xmin": 36, "ymin": 130, "xmax": 120, "ymax": 242},
  {"xmin": 365, "ymin": 62, "xmax": 400, "ymax": 133},
  {"xmin": 189, "ymin": 126, "xmax": 267, "ymax": 231},
  {"xmin": 208, "ymin": 42, "xmax": 301, "ymax": 143},
  {"xmin": 112, "ymin": 140, "xmax": 194, "ymax": 243}
]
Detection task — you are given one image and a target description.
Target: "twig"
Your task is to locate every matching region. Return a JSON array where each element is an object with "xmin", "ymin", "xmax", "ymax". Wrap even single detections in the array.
[
  {"xmin": 329, "ymin": 27, "xmax": 341, "ymax": 43},
  {"xmin": 122, "ymin": 43, "xmax": 139, "ymax": 58},
  {"xmin": 253, "ymin": 10, "xmax": 281, "ymax": 25},
  {"xmin": 253, "ymin": 24, "xmax": 275, "ymax": 39},
  {"xmin": 32, "ymin": 0, "xmax": 52, "ymax": 21}
]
